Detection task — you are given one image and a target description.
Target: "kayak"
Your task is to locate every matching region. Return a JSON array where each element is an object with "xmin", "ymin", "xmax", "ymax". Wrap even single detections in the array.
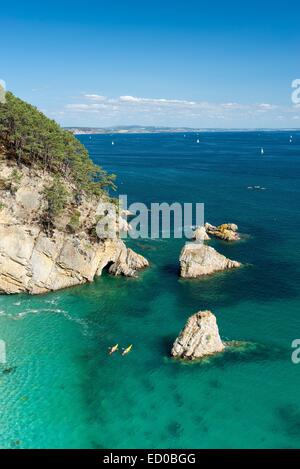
[
  {"xmin": 122, "ymin": 345, "xmax": 133, "ymax": 356},
  {"xmin": 109, "ymin": 344, "xmax": 119, "ymax": 355}
]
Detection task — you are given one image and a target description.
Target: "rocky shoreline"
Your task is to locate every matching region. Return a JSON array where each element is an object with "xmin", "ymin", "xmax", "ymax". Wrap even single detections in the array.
[{"xmin": 0, "ymin": 161, "xmax": 148, "ymax": 294}]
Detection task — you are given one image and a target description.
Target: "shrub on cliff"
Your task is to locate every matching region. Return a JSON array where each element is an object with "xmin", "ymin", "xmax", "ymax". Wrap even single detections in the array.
[{"xmin": 41, "ymin": 176, "xmax": 70, "ymax": 234}]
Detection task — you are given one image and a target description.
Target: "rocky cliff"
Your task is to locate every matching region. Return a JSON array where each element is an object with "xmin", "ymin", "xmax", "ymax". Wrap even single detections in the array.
[{"xmin": 0, "ymin": 160, "xmax": 148, "ymax": 294}]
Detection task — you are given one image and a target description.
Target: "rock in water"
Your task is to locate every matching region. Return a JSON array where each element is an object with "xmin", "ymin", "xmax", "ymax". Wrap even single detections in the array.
[
  {"xmin": 171, "ymin": 310, "xmax": 225, "ymax": 360},
  {"xmin": 205, "ymin": 222, "xmax": 240, "ymax": 241},
  {"xmin": 192, "ymin": 226, "xmax": 210, "ymax": 241},
  {"xmin": 179, "ymin": 242, "xmax": 241, "ymax": 278},
  {"xmin": 109, "ymin": 248, "xmax": 149, "ymax": 277}
]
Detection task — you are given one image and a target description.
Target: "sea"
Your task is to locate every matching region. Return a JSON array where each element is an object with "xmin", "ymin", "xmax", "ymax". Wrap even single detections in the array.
[{"xmin": 1, "ymin": 131, "xmax": 300, "ymax": 448}]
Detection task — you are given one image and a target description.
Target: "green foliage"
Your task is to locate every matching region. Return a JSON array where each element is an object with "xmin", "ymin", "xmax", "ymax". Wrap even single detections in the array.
[
  {"xmin": 10, "ymin": 168, "xmax": 22, "ymax": 183},
  {"xmin": 67, "ymin": 209, "xmax": 81, "ymax": 233},
  {"xmin": 0, "ymin": 92, "xmax": 116, "ymax": 197},
  {"xmin": 43, "ymin": 177, "xmax": 69, "ymax": 218},
  {"xmin": 0, "ymin": 178, "xmax": 10, "ymax": 191},
  {"xmin": 41, "ymin": 177, "xmax": 69, "ymax": 235},
  {"xmin": 9, "ymin": 168, "xmax": 22, "ymax": 193}
]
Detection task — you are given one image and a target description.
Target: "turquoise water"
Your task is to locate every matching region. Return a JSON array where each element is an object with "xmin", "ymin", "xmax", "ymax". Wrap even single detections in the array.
[{"xmin": 1, "ymin": 131, "xmax": 300, "ymax": 448}]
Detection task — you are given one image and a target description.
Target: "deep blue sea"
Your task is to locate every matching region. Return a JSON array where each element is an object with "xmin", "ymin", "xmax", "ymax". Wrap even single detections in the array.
[{"xmin": 1, "ymin": 131, "xmax": 300, "ymax": 448}]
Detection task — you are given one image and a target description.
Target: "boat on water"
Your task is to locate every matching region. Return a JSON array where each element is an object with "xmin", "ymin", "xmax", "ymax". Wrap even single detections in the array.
[
  {"xmin": 122, "ymin": 345, "xmax": 133, "ymax": 356},
  {"xmin": 261, "ymin": 148, "xmax": 264, "ymax": 155},
  {"xmin": 108, "ymin": 344, "xmax": 119, "ymax": 355}
]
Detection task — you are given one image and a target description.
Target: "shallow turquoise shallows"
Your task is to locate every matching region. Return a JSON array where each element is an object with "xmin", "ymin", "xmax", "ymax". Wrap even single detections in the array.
[{"xmin": 1, "ymin": 131, "xmax": 300, "ymax": 448}]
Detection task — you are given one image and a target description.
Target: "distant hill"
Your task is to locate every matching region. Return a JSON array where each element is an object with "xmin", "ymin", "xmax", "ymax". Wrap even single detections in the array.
[
  {"xmin": 66, "ymin": 125, "xmax": 202, "ymax": 135},
  {"xmin": 66, "ymin": 126, "xmax": 300, "ymax": 135}
]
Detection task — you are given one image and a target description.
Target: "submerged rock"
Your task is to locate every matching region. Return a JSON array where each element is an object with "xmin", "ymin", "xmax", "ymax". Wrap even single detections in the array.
[
  {"xmin": 205, "ymin": 222, "xmax": 240, "ymax": 241},
  {"xmin": 171, "ymin": 310, "xmax": 225, "ymax": 360},
  {"xmin": 179, "ymin": 242, "xmax": 241, "ymax": 278}
]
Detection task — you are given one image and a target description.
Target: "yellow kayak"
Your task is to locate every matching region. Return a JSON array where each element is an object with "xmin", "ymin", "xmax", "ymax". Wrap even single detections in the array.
[
  {"xmin": 109, "ymin": 344, "xmax": 119, "ymax": 355},
  {"xmin": 122, "ymin": 344, "xmax": 133, "ymax": 356}
]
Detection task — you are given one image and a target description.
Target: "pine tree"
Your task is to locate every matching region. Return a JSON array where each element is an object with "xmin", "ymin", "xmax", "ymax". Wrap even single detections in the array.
[{"xmin": 0, "ymin": 92, "xmax": 116, "ymax": 197}]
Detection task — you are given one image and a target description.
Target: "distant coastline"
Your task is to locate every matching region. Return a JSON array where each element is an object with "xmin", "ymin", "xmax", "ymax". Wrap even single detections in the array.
[{"xmin": 66, "ymin": 126, "xmax": 300, "ymax": 135}]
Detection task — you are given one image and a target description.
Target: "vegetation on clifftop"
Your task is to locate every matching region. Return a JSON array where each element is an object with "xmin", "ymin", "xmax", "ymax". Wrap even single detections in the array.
[{"xmin": 0, "ymin": 92, "xmax": 116, "ymax": 198}]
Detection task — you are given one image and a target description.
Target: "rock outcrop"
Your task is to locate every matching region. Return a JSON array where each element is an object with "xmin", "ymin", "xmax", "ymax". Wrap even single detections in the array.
[
  {"xmin": 205, "ymin": 222, "xmax": 240, "ymax": 241},
  {"xmin": 171, "ymin": 310, "xmax": 225, "ymax": 360},
  {"xmin": 0, "ymin": 161, "xmax": 148, "ymax": 294},
  {"xmin": 179, "ymin": 242, "xmax": 241, "ymax": 278},
  {"xmin": 192, "ymin": 226, "xmax": 210, "ymax": 241},
  {"xmin": 108, "ymin": 247, "xmax": 149, "ymax": 277}
]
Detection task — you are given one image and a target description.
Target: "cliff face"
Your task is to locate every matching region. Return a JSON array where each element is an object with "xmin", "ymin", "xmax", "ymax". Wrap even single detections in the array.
[{"xmin": 0, "ymin": 160, "xmax": 148, "ymax": 294}]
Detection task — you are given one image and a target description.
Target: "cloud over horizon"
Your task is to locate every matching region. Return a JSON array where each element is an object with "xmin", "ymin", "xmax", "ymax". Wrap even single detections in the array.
[{"xmin": 45, "ymin": 93, "xmax": 300, "ymax": 128}]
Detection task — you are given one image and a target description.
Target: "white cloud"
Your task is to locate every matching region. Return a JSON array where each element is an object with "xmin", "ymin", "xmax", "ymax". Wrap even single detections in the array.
[
  {"xmin": 258, "ymin": 103, "xmax": 276, "ymax": 110},
  {"xmin": 221, "ymin": 102, "xmax": 245, "ymax": 109},
  {"xmin": 119, "ymin": 95, "xmax": 195, "ymax": 106},
  {"xmin": 84, "ymin": 94, "xmax": 107, "ymax": 101},
  {"xmin": 60, "ymin": 93, "xmax": 300, "ymax": 127},
  {"xmin": 65, "ymin": 103, "xmax": 108, "ymax": 111},
  {"xmin": 119, "ymin": 95, "xmax": 141, "ymax": 103}
]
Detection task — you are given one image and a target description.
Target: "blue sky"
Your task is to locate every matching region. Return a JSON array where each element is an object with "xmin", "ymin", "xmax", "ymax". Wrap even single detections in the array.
[{"xmin": 1, "ymin": 0, "xmax": 300, "ymax": 128}]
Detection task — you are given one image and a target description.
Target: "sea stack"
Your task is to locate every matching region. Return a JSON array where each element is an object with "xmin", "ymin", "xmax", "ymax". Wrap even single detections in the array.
[
  {"xmin": 204, "ymin": 222, "xmax": 240, "ymax": 241},
  {"xmin": 108, "ymin": 248, "xmax": 149, "ymax": 277},
  {"xmin": 192, "ymin": 225, "xmax": 210, "ymax": 241},
  {"xmin": 171, "ymin": 310, "xmax": 225, "ymax": 360},
  {"xmin": 179, "ymin": 242, "xmax": 241, "ymax": 278}
]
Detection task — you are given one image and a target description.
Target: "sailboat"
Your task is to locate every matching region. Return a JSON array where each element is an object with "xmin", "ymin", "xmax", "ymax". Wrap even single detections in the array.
[
  {"xmin": 111, "ymin": 141, "xmax": 115, "ymax": 146},
  {"xmin": 196, "ymin": 139, "xmax": 200, "ymax": 144},
  {"xmin": 261, "ymin": 148, "xmax": 264, "ymax": 155},
  {"xmin": 290, "ymin": 135, "xmax": 293, "ymax": 143}
]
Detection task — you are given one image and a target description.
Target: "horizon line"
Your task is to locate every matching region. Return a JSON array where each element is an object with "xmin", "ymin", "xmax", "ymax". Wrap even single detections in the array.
[{"xmin": 65, "ymin": 126, "xmax": 300, "ymax": 131}]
